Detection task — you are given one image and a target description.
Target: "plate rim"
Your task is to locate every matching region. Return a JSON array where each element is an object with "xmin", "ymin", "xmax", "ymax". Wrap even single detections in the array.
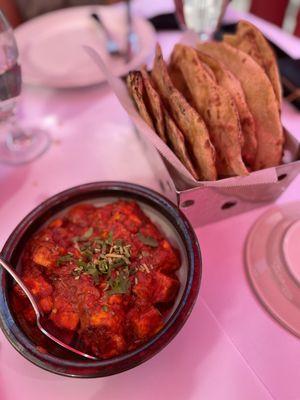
[{"xmin": 14, "ymin": 5, "xmax": 156, "ymax": 89}]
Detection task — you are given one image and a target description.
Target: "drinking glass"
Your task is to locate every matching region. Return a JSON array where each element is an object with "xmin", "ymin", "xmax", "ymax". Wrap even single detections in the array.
[
  {"xmin": 0, "ymin": 11, "xmax": 50, "ymax": 165},
  {"xmin": 174, "ymin": 0, "xmax": 229, "ymax": 41}
]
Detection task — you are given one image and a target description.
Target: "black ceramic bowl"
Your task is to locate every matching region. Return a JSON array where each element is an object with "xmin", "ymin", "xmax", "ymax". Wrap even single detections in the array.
[{"xmin": 0, "ymin": 182, "xmax": 201, "ymax": 378}]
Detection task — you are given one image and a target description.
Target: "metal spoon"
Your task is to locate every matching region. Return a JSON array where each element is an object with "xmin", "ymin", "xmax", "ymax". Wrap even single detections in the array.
[
  {"xmin": 91, "ymin": 12, "xmax": 123, "ymax": 58},
  {"xmin": 0, "ymin": 257, "xmax": 97, "ymax": 361},
  {"xmin": 124, "ymin": 0, "xmax": 134, "ymax": 63},
  {"xmin": 124, "ymin": 0, "xmax": 139, "ymax": 63}
]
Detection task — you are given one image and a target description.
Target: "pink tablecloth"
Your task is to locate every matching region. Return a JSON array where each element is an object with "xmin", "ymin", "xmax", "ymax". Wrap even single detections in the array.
[{"xmin": 1, "ymin": 2, "xmax": 300, "ymax": 399}]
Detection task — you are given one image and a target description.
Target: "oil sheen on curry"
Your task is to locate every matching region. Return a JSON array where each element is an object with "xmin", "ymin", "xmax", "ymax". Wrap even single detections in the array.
[{"xmin": 11, "ymin": 200, "xmax": 181, "ymax": 358}]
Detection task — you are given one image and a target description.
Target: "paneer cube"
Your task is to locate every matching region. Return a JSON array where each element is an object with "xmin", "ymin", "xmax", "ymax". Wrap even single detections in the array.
[
  {"xmin": 32, "ymin": 242, "xmax": 59, "ymax": 268},
  {"xmin": 50, "ymin": 310, "xmax": 79, "ymax": 331},
  {"xmin": 67, "ymin": 204, "xmax": 94, "ymax": 226},
  {"xmin": 39, "ymin": 296, "xmax": 53, "ymax": 313},
  {"xmin": 129, "ymin": 306, "xmax": 163, "ymax": 340},
  {"xmin": 80, "ymin": 327, "xmax": 126, "ymax": 359},
  {"xmin": 153, "ymin": 272, "xmax": 180, "ymax": 304},
  {"xmin": 90, "ymin": 310, "xmax": 115, "ymax": 328},
  {"xmin": 155, "ymin": 243, "xmax": 180, "ymax": 273},
  {"xmin": 110, "ymin": 201, "xmax": 143, "ymax": 233},
  {"xmin": 132, "ymin": 272, "xmax": 152, "ymax": 301},
  {"xmin": 133, "ymin": 271, "xmax": 179, "ymax": 304},
  {"xmin": 23, "ymin": 276, "xmax": 53, "ymax": 298}
]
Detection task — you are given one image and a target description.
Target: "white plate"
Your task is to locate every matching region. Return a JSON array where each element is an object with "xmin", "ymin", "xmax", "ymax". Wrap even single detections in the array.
[
  {"xmin": 245, "ymin": 202, "xmax": 300, "ymax": 338},
  {"xmin": 14, "ymin": 4, "xmax": 156, "ymax": 88}
]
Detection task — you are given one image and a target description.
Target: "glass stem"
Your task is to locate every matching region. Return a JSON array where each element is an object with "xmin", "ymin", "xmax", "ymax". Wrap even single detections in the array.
[
  {"xmin": 6, "ymin": 125, "xmax": 33, "ymax": 151},
  {"xmin": 3, "ymin": 100, "xmax": 33, "ymax": 152},
  {"xmin": 198, "ymin": 31, "xmax": 212, "ymax": 42}
]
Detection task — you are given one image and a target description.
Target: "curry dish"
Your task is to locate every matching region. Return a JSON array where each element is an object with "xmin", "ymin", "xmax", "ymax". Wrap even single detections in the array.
[{"xmin": 11, "ymin": 200, "xmax": 181, "ymax": 358}]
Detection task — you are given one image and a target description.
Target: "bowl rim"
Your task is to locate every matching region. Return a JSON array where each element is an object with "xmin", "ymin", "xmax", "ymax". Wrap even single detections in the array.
[{"xmin": 0, "ymin": 181, "xmax": 202, "ymax": 377}]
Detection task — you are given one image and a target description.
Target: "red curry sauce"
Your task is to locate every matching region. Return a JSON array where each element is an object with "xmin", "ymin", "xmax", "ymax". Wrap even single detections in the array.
[{"xmin": 11, "ymin": 200, "xmax": 181, "ymax": 358}]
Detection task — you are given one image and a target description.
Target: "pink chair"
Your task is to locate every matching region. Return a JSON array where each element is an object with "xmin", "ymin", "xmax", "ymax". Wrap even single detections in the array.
[
  {"xmin": 250, "ymin": 0, "xmax": 300, "ymax": 37},
  {"xmin": 294, "ymin": 9, "xmax": 300, "ymax": 37},
  {"xmin": 250, "ymin": 0, "xmax": 290, "ymax": 27}
]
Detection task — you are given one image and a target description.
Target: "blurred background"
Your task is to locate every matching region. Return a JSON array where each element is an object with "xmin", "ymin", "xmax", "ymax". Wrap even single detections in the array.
[
  {"xmin": 232, "ymin": 0, "xmax": 300, "ymax": 35},
  {"xmin": 1, "ymin": 0, "xmax": 299, "ymax": 37}
]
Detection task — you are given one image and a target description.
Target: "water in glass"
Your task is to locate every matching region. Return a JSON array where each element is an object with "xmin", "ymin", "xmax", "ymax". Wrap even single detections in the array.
[
  {"xmin": 0, "ymin": 11, "xmax": 50, "ymax": 164},
  {"xmin": 175, "ymin": 0, "xmax": 229, "ymax": 40},
  {"xmin": 0, "ymin": 17, "xmax": 21, "ymax": 120}
]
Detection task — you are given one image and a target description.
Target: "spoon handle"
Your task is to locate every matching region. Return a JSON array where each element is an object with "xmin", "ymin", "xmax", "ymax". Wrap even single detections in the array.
[
  {"xmin": 0, "ymin": 257, "xmax": 40, "ymax": 317},
  {"xmin": 125, "ymin": 0, "xmax": 132, "ymax": 62},
  {"xmin": 91, "ymin": 12, "xmax": 113, "ymax": 42},
  {"xmin": 0, "ymin": 257, "xmax": 98, "ymax": 360}
]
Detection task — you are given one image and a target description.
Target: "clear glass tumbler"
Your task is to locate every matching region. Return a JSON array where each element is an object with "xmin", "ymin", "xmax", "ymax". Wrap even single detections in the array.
[
  {"xmin": 174, "ymin": 0, "xmax": 229, "ymax": 41},
  {"xmin": 0, "ymin": 11, "xmax": 50, "ymax": 165}
]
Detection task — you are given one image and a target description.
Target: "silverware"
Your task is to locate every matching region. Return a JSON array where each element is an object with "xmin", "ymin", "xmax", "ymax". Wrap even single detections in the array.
[
  {"xmin": 0, "ymin": 257, "xmax": 98, "ymax": 361},
  {"xmin": 91, "ymin": 12, "xmax": 122, "ymax": 58},
  {"xmin": 125, "ymin": 0, "xmax": 139, "ymax": 63},
  {"xmin": 125, "ymin": 0, "xmax": 134, "ymax": 63}
]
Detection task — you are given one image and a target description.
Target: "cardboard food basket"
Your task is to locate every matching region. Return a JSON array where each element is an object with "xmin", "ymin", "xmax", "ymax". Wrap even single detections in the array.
[
  {"xmin": 86, "ymin": 47, "xmax": 300, "ymax": 227},
  {"xmin": 139, "ymin": 127, "xmax": 300, "ymax": 226}
]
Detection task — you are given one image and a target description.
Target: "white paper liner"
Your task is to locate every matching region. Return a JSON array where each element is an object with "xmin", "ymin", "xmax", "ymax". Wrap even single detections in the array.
[{"xmin": 84, "ymin": 45, "xmax": 288, "ymax": 189}]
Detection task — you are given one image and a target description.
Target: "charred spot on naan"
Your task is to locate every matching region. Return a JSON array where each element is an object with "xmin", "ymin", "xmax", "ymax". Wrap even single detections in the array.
[
  {"xmin": 140, "ymin": 66, "xmax": 167, "ymax": 143},
  {"xmin": 164, "ymin": 110, "xmax": 199, "ymax": 179},
  {"xmin": 127, "ymin": 71, "xmax": 155, "ymax": 129}
]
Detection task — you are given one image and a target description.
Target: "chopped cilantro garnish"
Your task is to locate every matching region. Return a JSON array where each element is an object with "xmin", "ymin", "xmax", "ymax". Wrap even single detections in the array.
[
  {"xmin": 56, "ymin": 254, "xmax": 73, "ymax": 266},
  {"xmin": 72, "ymin": 227, "xmax": 94, "ymax": 243},
  {"xmin": 137, "ymin": 232, "xmax": 158, "ymax": 247},
  {"xmin": 82, "ymin": 227, "xmax": 94, "ymax": 240},
  {"xmin": 106, "ymin": 231, "xmax": 113, "ymax": 245},
  {"xmin": 107, "ymin": 270, "xmax": 131, "ymax": 295},
  {"xmin": 68, "ymin": 230, "xmax": 133, "ymax": 293}
]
